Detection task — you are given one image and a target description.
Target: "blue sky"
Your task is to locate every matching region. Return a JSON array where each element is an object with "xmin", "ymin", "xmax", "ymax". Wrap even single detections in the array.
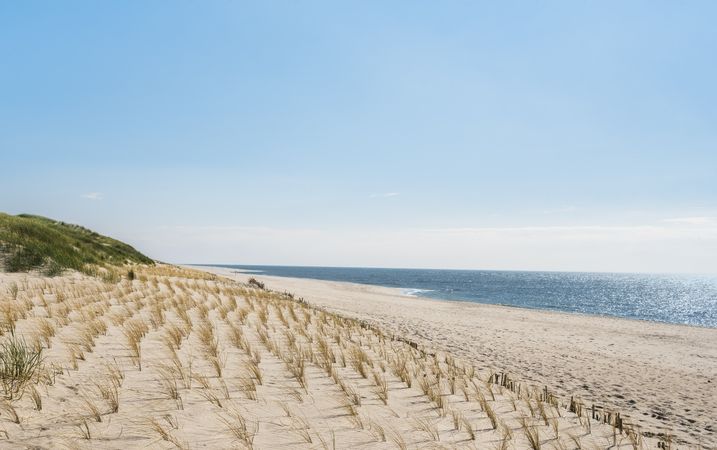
[{"xmin": 2, "ymin": 1, "xmax": 716, "ymax": 273}]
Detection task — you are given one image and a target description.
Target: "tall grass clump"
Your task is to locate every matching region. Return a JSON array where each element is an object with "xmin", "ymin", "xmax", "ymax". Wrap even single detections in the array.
[
  {"xmin": 123, "ymin": 318, "xmax": 148, "ymax": 370},
  {"xmin": 0, "ymin": 335, "xmax": 43, "ymax": 399}
]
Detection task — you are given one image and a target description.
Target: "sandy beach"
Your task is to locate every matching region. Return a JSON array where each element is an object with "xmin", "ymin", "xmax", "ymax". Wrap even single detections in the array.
[
  {"xmin": 0, "ymin": 263, "xmax": 711, "ymax": 449},
  {"xmin": 199, "ymin": 266, "xmax": 717, "ymax": 448}
]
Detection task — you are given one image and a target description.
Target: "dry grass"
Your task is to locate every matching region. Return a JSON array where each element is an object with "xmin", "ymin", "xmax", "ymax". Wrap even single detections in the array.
[
  {"xmin": 227, "ymin": 322, "xmax": 247, "ymax": 350},
  {"xmin": 290, "ymin": 415, "xmax": 313, "ymax": 444},
  {"xmin": 208, "ymin": 355, "xmax": 225, "ymax": 378},
  {"xmin": 29, "ymin": 385, "xmax": 42, "ymax": 411},
  {"xmin": 148, "ymin": 416, "xmax": 188, "ymax": 450},
  {"xmin": 522, "ymin": 418, "xmax": 542, "ymax": 450},
  {"xmin": 461, "ymin": 413, "xmax": 476, "ymax": 440},
  {"xmin": 388, "ymin": 427, "xmax": 408, "ymax": 450},
  {"xmin": 287, "ymin": 356, "xmax": 307, "ymax": 391},
  {"xmin": 95, "ymin": 380, "xmax": 119, "ymax": 413},
  {"xmin": 413, "ymin": 417, "xmax": 440, "ymax": 441},
  {"xmin": 368, "ymin": 419, "xmax": 387, "ymax": 442},
  {"xmin": 123, "ymin": 318, "xmax": 148, "ymax": 370},
  {"xmin": 104, "ymin": 360, "xmax": 125, "ymax": 387},
  {"xmin": 484, "ymin": 397, "xmax": 499, "ymax": 430},
  {"xmin": 157, "ymin": 364, "xmax": 183, "ymax": 410},
  {"xmin": 497, "ymin": 424, "xmax": 513, "ymax": 450},
  {"xmin": 218, "ymin": 407, "xmax": 258, "ymax": 449},
  {"xmin": 36, "ymin": 319, "xmax": 55, "ymax": 348},
  {"xmin": 237, "ymin": 375, "xmax": 258, "ymax": 401},
  {"xmin": 0, "ymin": 400, "xmax": 19, "ymax": 424},
  {"xmin": 82, "ymin": 395, "xmax": 103, "ymax": 422},
  {"xmin": 371, "ymin": 370, "xmax": 388, "ymax": 403},
  {"xmin": 76, "ymin": 418, "xmax": 91, "ymax": 440},
  {"xmin": 162, "ymin": 323, "xmax": 185, "ymax": 352},
  {"xmin": 246, "ymin": 360, "xmax": 263, "ymax": 385},
  {"xmin": 194, "ymin": 374, "xmax": 224, "ymax": 407}
]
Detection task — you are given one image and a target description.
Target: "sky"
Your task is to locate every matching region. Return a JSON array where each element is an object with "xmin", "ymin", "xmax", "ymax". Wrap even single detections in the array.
[{"xmin": 1, "ymin": 1, "xmax": 716, "ymax": 273}]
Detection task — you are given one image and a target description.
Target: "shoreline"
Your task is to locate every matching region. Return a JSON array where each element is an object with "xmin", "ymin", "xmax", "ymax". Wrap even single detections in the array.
[
  {"xmin": 198, "ymin": 265, "xmax": 715, "ymax": 331},
  {"xmin": 194, "ymin": 264, "xmax": 717, "ymax": 447}
]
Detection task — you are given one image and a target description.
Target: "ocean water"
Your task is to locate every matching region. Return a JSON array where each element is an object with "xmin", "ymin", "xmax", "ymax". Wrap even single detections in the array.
[{"xmin": 210, "ymin": 265, "xmax": 717, "ymax": 328}]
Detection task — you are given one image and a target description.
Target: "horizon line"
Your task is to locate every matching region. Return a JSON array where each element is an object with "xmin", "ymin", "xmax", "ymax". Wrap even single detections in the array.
[{"xmin": 186, "ymin": 262, "xmax": 717, "ymax": 277}]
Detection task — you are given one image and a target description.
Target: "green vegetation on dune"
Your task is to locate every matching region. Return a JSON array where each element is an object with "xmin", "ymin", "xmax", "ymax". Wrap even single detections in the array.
[{"xmin": 0, "ymin": 213, "xmax": 153, "ymax": 276}]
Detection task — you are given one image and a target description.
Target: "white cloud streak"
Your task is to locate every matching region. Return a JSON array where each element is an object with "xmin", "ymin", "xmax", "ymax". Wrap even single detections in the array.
[{"xmin": 81, "ymin": 192, "xmax": 103, "ymax": 200}]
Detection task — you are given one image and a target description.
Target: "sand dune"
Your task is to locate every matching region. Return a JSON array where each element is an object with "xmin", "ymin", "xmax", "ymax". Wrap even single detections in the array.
[{"xmin": 199, "ymin": 266, "xmax": 717, "ymax": 449}]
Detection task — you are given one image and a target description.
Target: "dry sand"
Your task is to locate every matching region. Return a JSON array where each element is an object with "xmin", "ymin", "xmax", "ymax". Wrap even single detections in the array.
[
  {"xmin": 0, "ymin": 264, "xmax": 710, "ymax": 449},
  {"xmin": 199, "ymin": 266, "xmax": 717, "ymax": 448}
]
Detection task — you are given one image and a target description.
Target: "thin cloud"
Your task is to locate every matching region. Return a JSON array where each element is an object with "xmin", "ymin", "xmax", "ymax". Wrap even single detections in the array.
[
  {"xmin": 369, "ymin": 192, "xmax": 400, "ymax": 198},
  {"xmin": 81, "ymin": 192, "xmax": 103, "ymax": 200},
  {"xmin": 662, "ymin": 216, "xmax": 716, "ymax": 226}
]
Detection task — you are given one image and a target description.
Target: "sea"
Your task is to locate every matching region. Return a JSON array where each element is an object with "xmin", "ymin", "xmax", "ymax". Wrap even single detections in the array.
[{"xmin": 207, "ymin": 265, "xmax": 717, "ymax": 328}]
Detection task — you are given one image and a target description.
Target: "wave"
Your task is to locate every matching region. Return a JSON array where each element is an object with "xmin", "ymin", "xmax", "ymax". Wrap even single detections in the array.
[{"xmin": 401, "ymin": 288, "xmax": 435, "ymax": 297}]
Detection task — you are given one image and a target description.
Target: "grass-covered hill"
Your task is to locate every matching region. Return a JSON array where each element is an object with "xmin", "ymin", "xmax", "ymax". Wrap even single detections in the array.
[{"xmin": 0, "ymin": 213, "xmax": 154, "ymax": 276}]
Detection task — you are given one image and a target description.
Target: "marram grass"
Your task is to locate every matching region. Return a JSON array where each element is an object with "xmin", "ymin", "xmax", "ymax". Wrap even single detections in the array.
[{"xmin": 0, "ymin": 212, "xmax": 153, "ymax": 276}]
